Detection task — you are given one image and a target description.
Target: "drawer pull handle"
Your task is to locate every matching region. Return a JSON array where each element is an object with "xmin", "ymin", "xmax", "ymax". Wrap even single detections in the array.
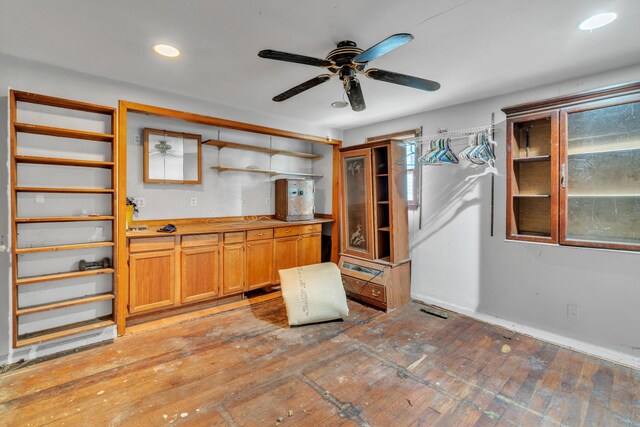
[
  {"xmin": 257, "ymin": 233, "xmax": 264, "ymax": 236},
  {"xmin": 285, "ymin": 230, "xmax": 291, "ymax": 233},
  {"xmin": 371, "ymin": 289, "xmax": 381, "ymax": 297}
]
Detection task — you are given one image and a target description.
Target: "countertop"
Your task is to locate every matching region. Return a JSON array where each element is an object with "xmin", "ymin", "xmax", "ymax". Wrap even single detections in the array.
[{"xmin": 126, "ymin": 217, "xmax": 333, "ymax": 238}]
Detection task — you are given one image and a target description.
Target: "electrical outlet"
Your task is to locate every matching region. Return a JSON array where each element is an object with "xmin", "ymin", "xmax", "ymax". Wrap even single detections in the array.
[
  {"xmin": 190, "ymin": 197, "xmax": 198, "ymax": 207},
  {"xmin": 567, "ymin": 304, "xmax": 579, "ymax": 320},
  {"xmin": 35, "ymin": 194, "xmax": 45, "ymax": 204},
  {"xmin": 242, "ymin": 199, "xmax": 246, "ymax": 206},
  {"xmin": 266, "ymin": 197, "xmax": 271, "ymax": 206},
  {"xmin": 133, "ymin": 134, "xmax": 141, "ymax": 145},
  {"xmin": 134, "ymin": 198, "xmax": 145, "ymax": 208}
]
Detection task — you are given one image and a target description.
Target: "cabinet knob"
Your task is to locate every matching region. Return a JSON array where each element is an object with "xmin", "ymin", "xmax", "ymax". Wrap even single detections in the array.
[
  {"xmin": 371, "ymin": 289, "xmax": 380, "ymax": 297},
  {"xmin": 258, "ymin": 233, "xmax": 263, "ymax": 236},
  {"xmin": 285, "ymin": 230, "xmax": 291, "ymax": 233}
]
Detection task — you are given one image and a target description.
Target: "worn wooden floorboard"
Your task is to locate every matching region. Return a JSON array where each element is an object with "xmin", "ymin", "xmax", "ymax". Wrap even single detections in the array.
[{"xmin": 0, "ymin": 299, "xmax": 637, "ymax": 426}]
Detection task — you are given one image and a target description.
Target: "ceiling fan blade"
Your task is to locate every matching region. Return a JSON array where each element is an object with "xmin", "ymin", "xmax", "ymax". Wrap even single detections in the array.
[
  {"xmin": 352, "ymin": 33, "xmax": 414, "ymax": 63},
  {"xmin": 345, "ymin": 78, "xmax": 366, "ymax": 112},
  {"xmin": 258, "ymin": 50, "xmax": 333, "ymax": 68},
  {"xmin": 273, "ymin": 74, "xmax": 332, "ymax": 102},
  {"xmin": 366, "ymin": 68, "xmax": 441, "ymax": 92}
]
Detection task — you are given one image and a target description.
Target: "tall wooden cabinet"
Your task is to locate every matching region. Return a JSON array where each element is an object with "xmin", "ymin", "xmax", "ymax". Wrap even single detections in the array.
[
  {"xmin": 339, "ymin": 140, "xmax": 411, "ymax": 312},
  {"xmin": 503, "ymin": 81, "xmax": 640, "ymax": 251}
]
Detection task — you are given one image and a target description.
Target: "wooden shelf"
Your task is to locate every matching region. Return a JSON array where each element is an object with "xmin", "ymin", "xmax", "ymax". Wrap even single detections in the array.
[
  {"xmin": 14, "ymin": 123, "xmax": 114, "ymax": 142},
  {"xmin": 378, "ymin": 227, "xmax": 390, "ymax": 232},
  {"xmin": 15, "ymin": 317, "xmax": 115, "ymax": 348},
  {"xmin": 376, "ymin": 173, "xmax": 389, "ymax": 177},
  {"xmin": 377, "ymin": 200, "xmax": 390, "ymax": 204},
  {"xmin": 211, "ymin": 166, "xmax": 322, "ymax": 178},
  {"xmin": 16, "ymin": 268, "xmax": 115, "ymax": 286},
  {"xmin": 13, "ymin": 90, "xmax": 116, "ymax": 115},
  {"xmin": 15, "ymin": 216, "xmax": 114, "ymax": 223},
  {"xmin": 513, "ymin": 194, "xmax": 551, "ymax": 198},
  {"xmin": 513, "ymin": 155, "xmax": 551, "ymax": 163},
  {"xmin": 568, "ymin": 146, "xmax": 640, "ymax": 156},
  {"xmin": 15, "ymin": 187, "xmax": 114, "ymax": 194},
  {"xmin": 14, "ymin": 155, "xmax": 114, "ymax": 169},
  {"xmin": 272, "ymin": 171, "xmax": 323, "ymax": 178},
  {"xmin": 15, "ymin": 241, "xmax": 114, "ymax": 255},
  {"xmin": 203, "ymin": 139, "xmax": 321, "ymax": 160},
  {"xmin": 16, "ymin": 293, "xmax": 115, "ymax": 316},
  {"xmin": 568, "ymin": 194, "xmax": 640, "ymax": 198}
]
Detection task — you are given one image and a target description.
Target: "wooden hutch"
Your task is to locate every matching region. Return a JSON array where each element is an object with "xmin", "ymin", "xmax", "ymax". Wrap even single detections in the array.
[{"xmin": 338, "ymin": 139, "xmax": 411, "ymax": 311}]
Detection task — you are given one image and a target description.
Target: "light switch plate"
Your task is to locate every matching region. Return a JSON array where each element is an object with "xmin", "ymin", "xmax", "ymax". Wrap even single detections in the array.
[{"xmin": 35, "ymin": 194, "xmax": 45, "ymax": 204}]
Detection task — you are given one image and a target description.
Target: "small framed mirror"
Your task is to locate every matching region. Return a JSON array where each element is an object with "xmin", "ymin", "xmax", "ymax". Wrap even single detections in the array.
[{"xmin": 143, "ymin": 128, "xmax": 202, "ymax": 184}]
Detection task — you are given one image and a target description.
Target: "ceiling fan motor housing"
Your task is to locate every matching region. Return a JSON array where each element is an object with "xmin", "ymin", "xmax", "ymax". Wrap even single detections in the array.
[{"xmin": 326, "ymin": 41, "xmax": 365, "ymax": 73}]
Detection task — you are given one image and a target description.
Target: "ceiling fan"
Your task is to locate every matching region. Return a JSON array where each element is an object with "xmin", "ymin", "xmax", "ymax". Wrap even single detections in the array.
[{"xmin": 258, "ymin": 33, "xmax": 440, "ymax": 112}]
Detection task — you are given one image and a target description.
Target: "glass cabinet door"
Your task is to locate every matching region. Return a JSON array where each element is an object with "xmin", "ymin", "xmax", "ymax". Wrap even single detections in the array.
[
  {"xmin": 340, "ymin": 148, "xmax": 375, "ymax": 259},
  {"xmin": 560, "ymin": 97, "xmax": 640, "ymax": 249}
]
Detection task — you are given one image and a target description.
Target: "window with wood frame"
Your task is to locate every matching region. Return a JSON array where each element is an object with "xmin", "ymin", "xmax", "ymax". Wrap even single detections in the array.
[{"xmin": 367, "ymin": 129, "xmax": 422, "ymax": 210}]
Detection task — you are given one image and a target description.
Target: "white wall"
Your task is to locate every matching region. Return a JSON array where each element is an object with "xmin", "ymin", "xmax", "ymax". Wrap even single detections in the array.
[
  {"xmin": 0, "ymin": 53, "xmax": 340, "ymax": 365},
  {"xmin": 344, "ymin": 63, "xmax": 640, "ymax": 368}
]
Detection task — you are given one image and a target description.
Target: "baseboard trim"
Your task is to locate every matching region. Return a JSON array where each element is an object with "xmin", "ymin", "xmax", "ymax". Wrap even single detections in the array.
[{"xmin": 412, "ymin": 293, "xmax": 640, "ymax": 370}]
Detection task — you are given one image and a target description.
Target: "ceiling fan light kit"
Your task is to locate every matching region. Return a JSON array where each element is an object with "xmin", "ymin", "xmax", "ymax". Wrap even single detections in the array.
[{"xmin": 258, "ymin": 33, "xmax": 440, "ymax": 112}]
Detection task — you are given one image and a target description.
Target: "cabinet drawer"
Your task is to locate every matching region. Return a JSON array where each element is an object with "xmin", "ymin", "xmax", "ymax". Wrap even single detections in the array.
[
  {"xmin": 129, "ymin": 236, "xmax": 175, "ymax": 253},
  {"xmin": 182, "ymin": 233, "xmax": 219, "ymax": 247},
  {"xmin": 247, "ymin": 228, "xmax": 274, "ymax": 241},
  {"xmin": 300, "ymin": 223, "xmax": 322, "ymax": 235},
  {"xmin": 223, "ymin": 232, "xmax": 245, "ymax": 244},
  {"xmin": 274, "ymin": 226, "xmax": 300, "ymax": 238},
  {"xmin": 341, "ymin": 275, "xmax": 386, "ymax": 303}
]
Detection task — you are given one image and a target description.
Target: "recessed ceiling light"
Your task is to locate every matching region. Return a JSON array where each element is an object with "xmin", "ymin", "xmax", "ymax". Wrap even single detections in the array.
[
  {"xmin": 331, "ymin": 101, "xmax": 349, "ymax": 108},
  {"xmin": 579, "ymin": 12, "xmax": 617, "ymax": 31},
  {"xmin": 153, "ymin": 44, "xmax": 180, "ymax": 58}
]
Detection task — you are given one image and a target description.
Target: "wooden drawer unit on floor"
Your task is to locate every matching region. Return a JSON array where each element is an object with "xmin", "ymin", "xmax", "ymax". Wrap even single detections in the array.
[{"xmin": 341, "ymin": 275, "xmax": 387, "ymax": 308}]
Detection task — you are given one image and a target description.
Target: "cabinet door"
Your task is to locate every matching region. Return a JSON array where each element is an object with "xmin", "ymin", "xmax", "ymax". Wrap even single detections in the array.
[
  {"xmin": 298, "ymin": 233, "xmax": 321, "ymax": 267},
  {"xmin": 222, "ymin": 243, "xmax": 245, "ymax": 295},
  {"xmin": 506, "ymin": 111, "xmax": 559, "ymax": 243},
  {"xmin": 181, "ymin": 245, "xmax": 219, "ymax": 303},
  {"xmin": 129, "ymin": 250, "xmax": 175, "ymax": 314},
  {"xmin": 340, "ymin": 148, "xmax": 375, "ymax": 259},
  {"xmin": 273, "ymin": 236, "xmax": 299, "ymax": 284},
  {"xmin": 559, "ymin": 95, "xmax": 640, "ymax": 250},
  {"xmin": 246, "ymin": 239, "xmax": 273, "ymax": 290}
]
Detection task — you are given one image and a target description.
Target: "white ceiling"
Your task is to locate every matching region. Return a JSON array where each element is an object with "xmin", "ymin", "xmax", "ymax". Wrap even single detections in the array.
[{"xmin": 1, "ymin": 0, "xmax": 639, "ymax": 130}]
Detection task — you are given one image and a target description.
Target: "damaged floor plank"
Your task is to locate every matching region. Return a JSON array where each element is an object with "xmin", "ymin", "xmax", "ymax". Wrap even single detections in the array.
[{"xmin": 0, "ymin": 299, "xmax": 636, "ymax": 426}]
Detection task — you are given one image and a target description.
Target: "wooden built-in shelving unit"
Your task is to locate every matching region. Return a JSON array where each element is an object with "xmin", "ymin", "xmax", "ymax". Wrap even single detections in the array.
[{"xmin": 10, "ymin": 90, "xmax": 118, "ymax": 348}]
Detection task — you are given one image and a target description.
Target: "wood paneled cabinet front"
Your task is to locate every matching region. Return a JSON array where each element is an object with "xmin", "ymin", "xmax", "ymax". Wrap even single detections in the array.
[
  {"xmin": 181, "ymin": 246, "xmax": 219, "ymax": 303},
  {"xmin": 127, "ymin": 222, "xmax": 326, "ymax": 317},
  {"xmin": 129, "ymin": 249, "xmax": 176, "ymax": 314}
]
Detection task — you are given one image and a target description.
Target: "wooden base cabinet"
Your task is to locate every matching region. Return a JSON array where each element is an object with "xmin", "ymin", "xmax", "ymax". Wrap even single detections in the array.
[
  {"xmin": 298, "ymin": 233, "xmax": 321, "ymax": 266},
  {"xmin": 222, "ymin": 242, "xmax": 245, "ymax": 295},
  {"xmin": 181, "ymin": 246, "xmax": 219, "ymax": 303},
  {"xmin": 273, "ymin": 236, "xmax": 299, "ymax": 284},
  {"xmin": 246, "ymin": 239, "xmax": 273, "ymax": 290},
  {"xmin": 129, "ymin": 250, "xmax": 176, "ymax": 314}
]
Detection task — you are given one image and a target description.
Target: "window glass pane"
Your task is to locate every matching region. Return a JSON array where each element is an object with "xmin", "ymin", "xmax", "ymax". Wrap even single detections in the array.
[{"xmin": 566, "ymin": 101, "xmax": 640, "ymax": 244}]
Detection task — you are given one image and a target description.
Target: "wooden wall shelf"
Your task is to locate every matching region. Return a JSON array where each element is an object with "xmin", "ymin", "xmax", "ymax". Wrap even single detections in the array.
[
  {"xmin": 15, "ymin": 241, "xmax": 114, "ymax": 254},
  {"xmin": 16, "ymin": 293, "xmax": 115, "ymax": 316},
  {"xmin": 14, "ymin": 123, "xmax": 114, "ymax": 142},
  {"xmin": 16, "ymin": 318, "xmax": 115, "ymax": 348},
  {"xmin": 15, "ymin": 187, "xmax": 114, "ymax": 194},
  {"xmin": 15, "ymin": 216, "xmax": 114, "ymax": 223},
  {"xmin": 16, "ymin": 268, "xmax": 115, "ymax": 286},
  {"xmin": 203, "ymin": 139, "xmax": 321, "ymax": 160},
  {"xmin": 14, "ymin": 155, "xmax": 114, "ymax": 169},
  {"xmin": 513, "ymin": 155, "xmax": 551, "ymax": 163},
  {"xmin": 211, "ymin": 166, "xmax": 322, "ymax": 178}
]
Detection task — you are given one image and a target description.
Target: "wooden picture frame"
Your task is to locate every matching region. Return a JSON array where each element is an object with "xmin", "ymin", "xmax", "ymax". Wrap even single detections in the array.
[{"xmin": 143, "ymin": 128, "xmax": 202, "ymax": 184}]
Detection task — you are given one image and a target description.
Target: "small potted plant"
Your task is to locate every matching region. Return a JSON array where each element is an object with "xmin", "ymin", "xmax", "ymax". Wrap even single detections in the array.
[{"xmin": 126, "ymin": 197, "xmax": 139, "ymax": 230}]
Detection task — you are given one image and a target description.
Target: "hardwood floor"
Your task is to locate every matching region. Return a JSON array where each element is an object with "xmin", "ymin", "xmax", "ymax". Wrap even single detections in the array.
[{"xmin": 1, "ymin": 299, "xmax": 638, "ymax": 426}]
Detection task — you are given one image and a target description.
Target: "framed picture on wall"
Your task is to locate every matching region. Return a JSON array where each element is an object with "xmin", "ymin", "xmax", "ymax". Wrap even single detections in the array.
[{"xmin": 143, "ymin": 128, "xmax": 202, "ymax": 184}]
